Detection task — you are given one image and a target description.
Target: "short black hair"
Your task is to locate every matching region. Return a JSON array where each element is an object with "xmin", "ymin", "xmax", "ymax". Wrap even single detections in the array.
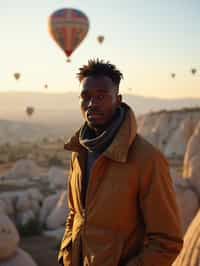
[{"xmin": 77, "ymin": 59, "xmax": 123, "ymax": 88}]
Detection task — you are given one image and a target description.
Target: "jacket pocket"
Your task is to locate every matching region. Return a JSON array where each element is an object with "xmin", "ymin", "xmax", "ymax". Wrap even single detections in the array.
[
  {"xmin": 58, "ymin": 237, "xmax": 72, "ymax": 266},
  {"xmin": 63, "ymin": 245, "xmax": 72, "ymax": 266}
]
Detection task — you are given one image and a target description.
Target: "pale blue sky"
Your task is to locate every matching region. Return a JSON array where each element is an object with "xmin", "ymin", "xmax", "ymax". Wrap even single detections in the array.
[{"xmin": 0, "ymin": 0, "xmax": 200, "ymax": 98}]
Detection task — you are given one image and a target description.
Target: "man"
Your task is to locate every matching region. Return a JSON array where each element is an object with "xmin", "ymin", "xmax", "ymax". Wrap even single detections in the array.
[{"xmin": 58, "ymin": 59, "xmax": 183, "ymax": 266}]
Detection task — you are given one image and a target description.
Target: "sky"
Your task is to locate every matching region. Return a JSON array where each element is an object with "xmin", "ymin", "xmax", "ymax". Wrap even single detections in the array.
[{"xmin": 0, "ymin": 0, "xmax": 200, "ymax": 98}]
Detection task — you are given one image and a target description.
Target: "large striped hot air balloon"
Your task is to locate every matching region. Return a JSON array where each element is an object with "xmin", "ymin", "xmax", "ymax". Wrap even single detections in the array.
[{"xmin": 48, "ymin": 8, "xmax": 89, "ymax": 62}]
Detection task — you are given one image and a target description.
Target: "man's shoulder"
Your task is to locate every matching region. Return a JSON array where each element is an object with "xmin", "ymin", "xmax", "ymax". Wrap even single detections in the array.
[{"xmin": 130, "ymin": 134, "xmax": 168, "ymax": 164}]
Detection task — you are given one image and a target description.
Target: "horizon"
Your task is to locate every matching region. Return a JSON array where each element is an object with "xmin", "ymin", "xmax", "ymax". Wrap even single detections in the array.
[{"xmin": 0, "ymin": 90, "xmax": 200, "ymax": 101}]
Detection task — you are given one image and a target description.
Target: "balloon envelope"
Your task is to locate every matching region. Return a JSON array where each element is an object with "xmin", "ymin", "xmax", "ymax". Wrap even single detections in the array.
[
  {"xmin": 191, "ymin": 68, "xmax": 197, "ymax": 75},
  {"xmin": 97, "ymin": 35, "xmax": 104, "ymax": 44},
  {"xmin": 14, "ymin": 73, "xmax": 20, "ymax": 80},
  {"xmin": 26, "ymin": 106, "xmax": 34, "ymax": 117},
  {"xmin": 48, "ymin": 8, "xmax": 89, "ymax": 59},
  {"xmin": 171, "ymin": 73, "xmax": 176, "ymax": 78}
]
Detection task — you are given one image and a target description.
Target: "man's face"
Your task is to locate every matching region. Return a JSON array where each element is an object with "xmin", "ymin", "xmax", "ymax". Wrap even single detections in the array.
[{"xmin": 79, "ymin": 76, "xmax": 121, "ymax": 132}]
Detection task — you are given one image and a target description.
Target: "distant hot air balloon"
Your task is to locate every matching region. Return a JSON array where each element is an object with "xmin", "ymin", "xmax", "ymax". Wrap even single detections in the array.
[
  {"xmin": 26, "ymin": 106, "xmax": 34, "ymax": 117},
  {"xmin": 97, "ymin": 35, "xmax": 104, "ymax": 44},
  {"xmin": 191, "ymin": 68, "xmax": 197, "ymax": 75},
  {"xmin": 171, "ymin": 73, "xmax": 176, "ymax": 78},
  {"xmin": 14, "ymin": 73, "xmax": 20, "ymax": 80},
  {"xmin": 48, "ymin": 8, "xmax": 89, "ymax": 62}
]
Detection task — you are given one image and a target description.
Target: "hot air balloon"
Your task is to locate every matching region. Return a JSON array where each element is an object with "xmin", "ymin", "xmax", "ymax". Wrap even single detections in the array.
[
  {"xmin": 97, "ymin": 35, "xmax": 104, "ymax": 44},
  {"xmin": 171, "ymin": 73, "xmax": 176, "ymax": 78},
  {"xmin": 14, "ymin": 73, "xmax": 20, "ymax": 80},
  {"xmin": 26, "ymin": 106, "xmax": 34, "ymax": 117},
  {"xmin": 48, "ymin": 8, "xmax": 89, "ymax": 61},
  {"xmin": 191, "ymin": 68, "xmax": 197, "ymax": 75}
]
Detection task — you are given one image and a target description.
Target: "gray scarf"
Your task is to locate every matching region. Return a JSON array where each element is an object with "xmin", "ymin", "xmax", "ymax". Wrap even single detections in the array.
[{"xmin": 79, "ymin": 106, "xmax": 125, "ymax": 153}]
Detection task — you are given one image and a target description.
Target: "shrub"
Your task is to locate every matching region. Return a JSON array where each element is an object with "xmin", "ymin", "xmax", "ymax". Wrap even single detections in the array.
[{"xmin": 17, "ymin": 218, "xmax": 42, "ymax": 237}]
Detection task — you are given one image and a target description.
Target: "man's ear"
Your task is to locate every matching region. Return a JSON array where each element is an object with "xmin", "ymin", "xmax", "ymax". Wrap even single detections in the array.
[{"xmin": 117, "ymin": 94, "xmax": 122, "ymax": 105}]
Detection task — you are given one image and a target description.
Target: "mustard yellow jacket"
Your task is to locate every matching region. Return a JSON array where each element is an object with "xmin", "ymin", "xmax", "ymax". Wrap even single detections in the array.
[{"xmin": 58, "ymin": 104, "xmax": 183, "ymax": 266}]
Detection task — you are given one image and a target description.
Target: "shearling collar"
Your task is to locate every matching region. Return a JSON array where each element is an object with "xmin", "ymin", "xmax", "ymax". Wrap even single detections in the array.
[{"xmin": 64, "ymin": 103, "xmax": 137, "ymax": 163}]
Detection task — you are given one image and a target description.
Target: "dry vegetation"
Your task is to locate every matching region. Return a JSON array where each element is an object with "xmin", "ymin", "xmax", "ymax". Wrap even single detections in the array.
[{"xmin": 0, "ymin": 138, "xmax": 71, "ymax": 170}]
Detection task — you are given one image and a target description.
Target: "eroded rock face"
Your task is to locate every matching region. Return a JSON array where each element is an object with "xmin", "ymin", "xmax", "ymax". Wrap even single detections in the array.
[
  {"xmin": 0, "ymin": 196, "xmax": 15, "ymax": 217},
  {"xmin": 174, "ymin": 184, "xmax": 199, "ymax": 233},
  {"xmin": 0, "ymin": 200, "xmax": 7, "ymax": 215},
  {"xmin": 0, "ymin": 248, "xmax": 37, "ymax": 266},
  {"xmin": 45, "ymin": 191, "xmax": 68, "ymax": 230},
  {"xmin": 183, "ymin": 120, "xmax": 200, "ymax": 195},
  {"xmin": 0, "ymin": 213, "xmax": 19, "ymax": 260},
  {"xmin": 39, "ymin": 191, "xmax": 62, "ymax": 225},
  {"xmin": 0, "ymin": 189, "xmax": 43, "ymax": 228},
  {"xmin": 173, "ymin": 210, "xmax": 200, "ymax": 266},
  {"xmin": 16, "ymin": 189, "xmax": 43, "ymax": 214},
  {"xmin": 138, "ymin": 110, "xmax": 199, "ymax": 158},
  {"xmin": 165, "ymin": 118, "xmax": 195, "ymax": 158},
  {"xmin": 43, "ymin": 226, "xmax": 65, "ymax": 241},
  {"xmin": 48, "ymin": 167, "xmax": 67, "ymax": 190},
  {"xmin": 17, "ymin": 210, "xmax": 35, "ymax": 227},
  {"xmin": 171, "ymin": 173, "xmax": 199, "ymax": 234},
  {"xmin": 4, "ymin": 159, "xmax": 41, "ymax": 179}
]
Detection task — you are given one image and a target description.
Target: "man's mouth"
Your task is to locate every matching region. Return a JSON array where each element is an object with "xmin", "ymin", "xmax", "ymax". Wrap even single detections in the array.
[{"xmin": 87, "ymin": 111, "xmax": 104, "ymax": 120}]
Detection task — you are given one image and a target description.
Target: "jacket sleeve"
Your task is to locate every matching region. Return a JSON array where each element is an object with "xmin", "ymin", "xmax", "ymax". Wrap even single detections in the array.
[
  {"xmin": 126, "ymin": 151, "xmax": 183, "ymax": 266},
  {"xmin": 58, "ymin": 157, "xmax": 75, "ymax": 264}
]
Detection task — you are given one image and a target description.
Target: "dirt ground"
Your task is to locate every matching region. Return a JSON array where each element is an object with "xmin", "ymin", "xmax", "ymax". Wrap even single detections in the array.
[{"xmin": 20, "ymin": 235, "xmax": 60, "ymax": 266}]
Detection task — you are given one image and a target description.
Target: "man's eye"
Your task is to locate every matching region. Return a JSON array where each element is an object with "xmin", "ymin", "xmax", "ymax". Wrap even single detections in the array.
[
  {"xmin": 79, "ymin": 95, "xmax": 89, "ymax": 101},
  {"xmin": 97, "ymin": 95, "xmax": 104, "ymax": 100}
]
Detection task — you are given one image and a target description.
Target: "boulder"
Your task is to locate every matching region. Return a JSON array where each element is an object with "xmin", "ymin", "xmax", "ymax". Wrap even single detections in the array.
[
  {"xmin": 5, "ymin": 159, "xmax": 41, "ymax": 179},
  {"xmin": 17, "ymin": 210, "xmax": 35, "ymax": 226},
  {"xmin": 0, "ymin": 196, "xmax": 15, "ymax": 217},
  {"xmin": 16, "ymin": 194, "xmax": 32, "ymax": 213},
  {"xmin": 0, "ymin": 213, "xmax": 19, "ymax": 260},
  {"xmin": 183, "ymin": 120, "xmax": 200, "ymax": 195},
  {"xmin": 165, "ymin": 118, "xmax": 195, "ymax": 157},
  {"xmin": 173, "ymin": 176, "xmax": 199, "ymax": 233},
  {"xmin": 173, "ymin": 210, "xmax": 200, "ymax": 266},
  {"xmin": 0, "ymin": 200, "xmax": 7, "ymax": 215},
  {"xmin": 0, "ymin": 248, "xmax": 37, "ymax": 266},
  {"xmin": 46, "ymin": 191, "xmax": 68, "ymax": 229},
  {"xmin": 48, "ymin": 167, "xmax": 67, "ymax": 190},
  {"xmin": 27, "ymin": 188, "xmax": 43, "ymax": 202},
  {"xmin": 43, "ymin": 226, "xmax": 65, "ymax": 240},
  {"xmin": 16, "ymin": 188, "xmax": 43, "ymax": 215},
  {"xmin": 39, "ymin": 191, "xmax": 62, "ymax": 225}
]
